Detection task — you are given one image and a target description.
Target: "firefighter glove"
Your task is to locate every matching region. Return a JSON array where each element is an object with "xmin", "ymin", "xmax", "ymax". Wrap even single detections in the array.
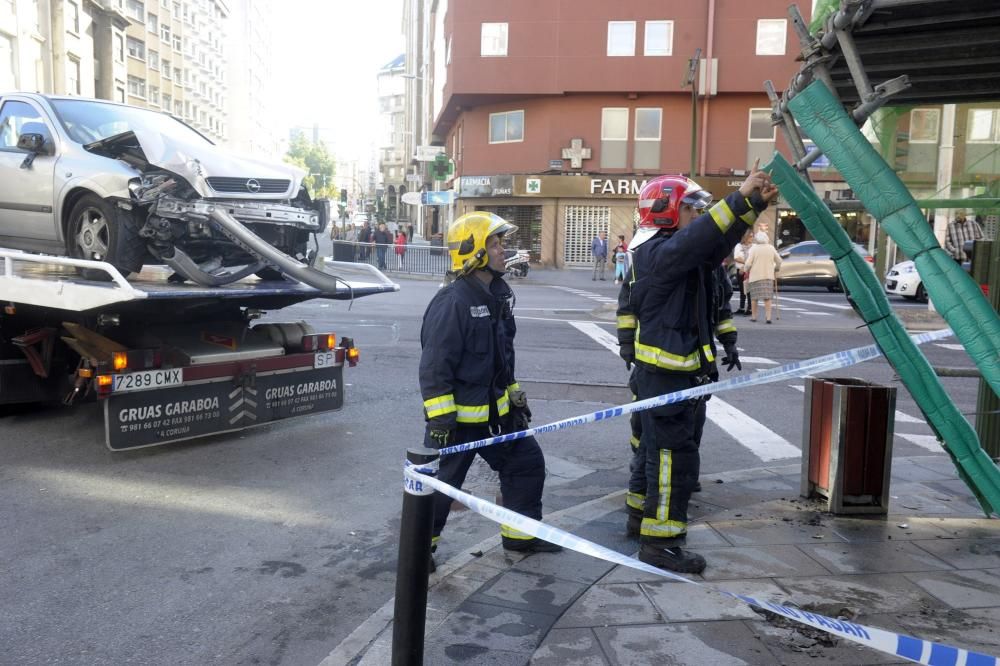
[
  {"xmin": 619, "ymin": 342, "xmax": 635, "ymax": 370},
  {"xmin": 427, "ymin": 416, "xmax": 455, "ymax": 448},
  {"xmin": 722, "ymin": 342, "xmax": 741, "ymax": 372},
  {"xmin": 509, "ymin": 390, "xmax": 532, "ymax": 429}
]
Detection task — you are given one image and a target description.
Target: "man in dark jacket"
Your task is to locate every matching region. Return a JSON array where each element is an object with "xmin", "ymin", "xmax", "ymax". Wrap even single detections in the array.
[
  {"xmin": 373, "ymin": 222, "xmax": 393, "ymax": 270},
  {"xmin": 419, "ymin": 212, "xmax": 562, "ymax": 568},
  {"xmin": 616, "ymin": 167, "xmax": 777, "ymax": 574}
]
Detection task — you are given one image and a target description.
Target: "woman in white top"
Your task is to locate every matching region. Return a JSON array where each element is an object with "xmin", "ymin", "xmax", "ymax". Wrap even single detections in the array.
[
  {"xmin": 744, "ymin": 231, "xmax": 782, "ymax": 323},
  {"xmin": 732, "ymin": 230, "xmax": 754, "ymax": 315}
]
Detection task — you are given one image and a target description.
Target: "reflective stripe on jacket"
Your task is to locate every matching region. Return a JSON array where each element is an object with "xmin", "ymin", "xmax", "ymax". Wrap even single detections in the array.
[
  {"xmin": 627, "ymin": 191, "xmax": 761, "ymax": 374},
  {"xmin": 419, "ymin": 275, "xmax": 517, "ymax": 426}
]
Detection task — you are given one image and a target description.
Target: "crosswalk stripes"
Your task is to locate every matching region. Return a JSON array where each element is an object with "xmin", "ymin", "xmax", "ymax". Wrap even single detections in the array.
[
  {"xmin": 550, "ymin": 285, "xmax": 617, "ymax": 305},
  {"xmin": 935, "ymin": 343, "xmax": 965, "ymax": 351}
]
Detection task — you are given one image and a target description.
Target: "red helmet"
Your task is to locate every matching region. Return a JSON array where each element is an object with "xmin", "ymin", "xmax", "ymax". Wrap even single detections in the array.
[{"xmin": 637, "ymin": 175, "xmax": 713, "ymax": 230}]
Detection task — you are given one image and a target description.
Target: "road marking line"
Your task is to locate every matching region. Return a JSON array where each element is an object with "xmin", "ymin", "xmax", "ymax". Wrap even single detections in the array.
[
  {"xmin": 570, "ymin": 320, "xmax": 799, "ymax": 461},
  {"xmin": 802, "ymin": 311, "xmax": 834, "ymax": 316},
  {"xmin": 740, "ymin": 356, "xmax": 778, "ymax": 365},
  {"xmin": 788, "ymin": 385, "xmax": 925, "ymax": 424},
  {"xmin": 706, "ymin": 399, "xmax": 801, "ymax": 461},
  {"xmin": 935, "ymin": 343, "xmax": 964, "ymax": 351},
  {"xmin": 778, "ymin": 296, "xmax": 853, "ymax": 310},
  {"xmin": 897, "ymin": 432, "xmax": 941, "ymax": 452},
  {"xmin": 569, "ymin": 321, "xmax": 620, "ymax": 355}
]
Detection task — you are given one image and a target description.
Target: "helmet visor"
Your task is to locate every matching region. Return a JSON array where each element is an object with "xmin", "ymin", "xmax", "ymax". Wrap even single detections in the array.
[{"xmin": 682, "ymin": 188, "xmax": 713, "ymax": 210}]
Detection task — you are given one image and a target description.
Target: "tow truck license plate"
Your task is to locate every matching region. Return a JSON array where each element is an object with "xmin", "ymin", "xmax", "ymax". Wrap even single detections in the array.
[
  {"xmin": 112, "ymin": 369, "xmax": 183, "ymax": 393},
  {"xmin": 314, "ymin": 351, "xmax": 336, "ymax": 368}
]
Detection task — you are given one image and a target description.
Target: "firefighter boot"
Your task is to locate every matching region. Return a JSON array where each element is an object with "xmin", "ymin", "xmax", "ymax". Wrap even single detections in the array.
[
  {"xmin": 502, "ymin": 536, "xmax": 563, "ymax": 553},
  {"xmin": 639, "ymin": 538, "xmax": 706, "ymax": 575}
]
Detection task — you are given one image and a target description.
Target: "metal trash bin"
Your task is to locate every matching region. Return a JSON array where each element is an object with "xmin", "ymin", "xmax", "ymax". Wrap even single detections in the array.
[{"xmin": 800, "ymin": 377, "xmax": 897, "ymax": 514}]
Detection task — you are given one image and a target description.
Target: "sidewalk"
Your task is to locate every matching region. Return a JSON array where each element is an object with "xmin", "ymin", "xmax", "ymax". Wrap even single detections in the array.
[{"xmin": 342, "ymin": 456, "xmax": 999, "ymax": 665}]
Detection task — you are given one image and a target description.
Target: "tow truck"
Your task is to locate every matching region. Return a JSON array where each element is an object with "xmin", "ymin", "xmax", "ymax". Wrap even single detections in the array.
[{"xmin": 0, "ymin": 248, "xmax": 398, "ymax": 451}]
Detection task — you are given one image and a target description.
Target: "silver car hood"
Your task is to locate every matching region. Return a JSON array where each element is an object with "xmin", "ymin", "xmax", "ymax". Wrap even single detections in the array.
[{"xmin": 86, "ymin": 128, "xmax": 306, "ymax": 199}]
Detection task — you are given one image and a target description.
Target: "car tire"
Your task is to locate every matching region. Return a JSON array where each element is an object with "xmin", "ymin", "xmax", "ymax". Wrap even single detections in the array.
[
  {"xmin": 66, "ymin": 194, "xmax": 145, "ymax": 280},
  {"xmin": 255, "ymin": 267, "xmax": 288, "ymax": 281},
  {"xmin": 916, "ymin": 283, "xmax": 928, "ymax": 303}
]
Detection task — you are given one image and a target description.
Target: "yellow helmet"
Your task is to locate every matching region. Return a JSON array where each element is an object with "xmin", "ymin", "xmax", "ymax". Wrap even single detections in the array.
[{"xmin": 447, "ymin": 212, "xmax": 518, "ymax": 272}]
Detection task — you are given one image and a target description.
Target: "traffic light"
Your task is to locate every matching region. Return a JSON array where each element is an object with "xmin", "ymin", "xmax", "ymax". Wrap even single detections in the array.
[
  {"xmin": 431, "ymin": 153, "xmax": 454, "ymax": 182},
  {"xmin": 340, "ymin": 188, "xmax": 348, "ymax": 203}
]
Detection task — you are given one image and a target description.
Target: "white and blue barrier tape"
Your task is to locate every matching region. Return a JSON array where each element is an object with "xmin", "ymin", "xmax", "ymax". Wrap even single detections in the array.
[
  {"xmin": 438, "ymin": 328, "xmax": 955, "ymax": 457},
  {"xmin": 404, "ymin": 464, "xmax": 998, "ymax": 666}
]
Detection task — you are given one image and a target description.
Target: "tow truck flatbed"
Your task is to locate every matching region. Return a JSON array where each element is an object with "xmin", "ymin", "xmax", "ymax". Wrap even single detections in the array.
[{"xmin": 0, "ymin": 248, "xmax": 399, "ymax": 313}]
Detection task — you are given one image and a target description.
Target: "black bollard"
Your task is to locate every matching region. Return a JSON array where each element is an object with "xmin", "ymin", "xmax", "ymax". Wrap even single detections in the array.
[{"xmin": 392, "ymin": 447, "xmax": 440, "ymax": 666}]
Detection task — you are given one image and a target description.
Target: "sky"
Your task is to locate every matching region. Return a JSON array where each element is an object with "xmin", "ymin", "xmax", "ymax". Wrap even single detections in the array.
[{"xmin": 271, "ymin": 0, "xmax": 406, "ymax": 162}]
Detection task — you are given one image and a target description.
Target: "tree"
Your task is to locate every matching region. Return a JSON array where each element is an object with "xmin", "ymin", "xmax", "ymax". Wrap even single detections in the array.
[{"xmin": 284, "ymin": 134, "xmax": 337, "ymax": 199}]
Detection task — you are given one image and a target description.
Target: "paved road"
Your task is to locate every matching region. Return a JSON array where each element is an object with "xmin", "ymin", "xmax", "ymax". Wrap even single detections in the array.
[{"xmin": 0, "ymin": 269, "xmax": 977, "ymax": 665}]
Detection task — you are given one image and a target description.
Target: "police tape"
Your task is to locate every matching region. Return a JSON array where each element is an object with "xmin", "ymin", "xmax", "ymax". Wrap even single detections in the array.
[
  {"xmin": 437, "ymin": 328, "xmax": 955, "ymax": 457},
  {"xmin": 403, "ymin": 464, "xmax": 998, "ymax": 666}
]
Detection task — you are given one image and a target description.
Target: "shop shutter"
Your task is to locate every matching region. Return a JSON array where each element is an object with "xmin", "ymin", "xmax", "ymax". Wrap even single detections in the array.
[{"xmin": 564, "ymin": 205, "xmax": 610, "ymax": 265}]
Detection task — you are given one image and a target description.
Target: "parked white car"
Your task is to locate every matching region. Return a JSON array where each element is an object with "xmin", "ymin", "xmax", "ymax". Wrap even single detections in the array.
[
  {"xmin": 0, "ymin": 93, "xmax": 328, "ymax": 284},
  {"xmin": 884, "ymin": 260, "xmax": 927, "ymax": 302}
]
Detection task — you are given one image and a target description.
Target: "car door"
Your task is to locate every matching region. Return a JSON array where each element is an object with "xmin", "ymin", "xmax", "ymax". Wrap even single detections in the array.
[
  {"xmin": 778, "ymin": 243, "xmax": 825, "ymax": 285},
  {"xmin": 0, "ymin": 98, "xmax": 59, "ymax": 241}
]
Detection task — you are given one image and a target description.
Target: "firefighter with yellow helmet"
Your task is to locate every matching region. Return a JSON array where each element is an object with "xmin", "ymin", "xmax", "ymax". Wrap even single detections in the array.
[{"xmin": 419, "ymin": 212, "xmax": 562, "ymax": 568}]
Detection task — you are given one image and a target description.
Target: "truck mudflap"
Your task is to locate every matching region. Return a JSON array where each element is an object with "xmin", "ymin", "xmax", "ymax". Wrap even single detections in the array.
[{"xmin": 104, "ymin": 365, "xmax": 343, "ymax": 451}]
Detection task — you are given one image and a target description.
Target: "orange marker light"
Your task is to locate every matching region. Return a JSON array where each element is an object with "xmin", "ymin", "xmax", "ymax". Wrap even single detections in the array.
[
  {"xmin": 78, "ymin": 368, "xmax": 94, "ymax": 378},
  {"xmin": 348, "ymin": 348, "xmax": 360, "ymax": 362},
  {"xmin": 97, "ymin": 375, "xmax": 113, "ymax": 387},
  {"xmin": 327, "ymin": 334, "xmax": 336, "ymax": 350},
  {"xmin": 112, "ymin": 351, "xmax": 128, "ymax": 371}
]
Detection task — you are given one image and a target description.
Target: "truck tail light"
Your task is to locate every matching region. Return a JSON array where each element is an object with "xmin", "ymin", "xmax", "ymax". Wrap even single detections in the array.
[
  {"xmin": 109, "ymin": 349, "xmax": 162, "ymax": 372},
  {"xmin": 96, "ymin": 374, "xmax": 113, "ymax": 397},
  {"xmin": 302, "ymin": 333, "xmax": 336, "ymax": 351},
  {"xmin": 113, "ymin": 351, "xmax": 128, "ymax": 371},
  {"xmin": 347, "ymin": 348, "xmax": 359, "ymax": 366}
]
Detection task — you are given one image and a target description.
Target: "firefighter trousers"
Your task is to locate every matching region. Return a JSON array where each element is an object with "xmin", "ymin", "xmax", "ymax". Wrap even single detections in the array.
[
  {"xmin": 629, "ymin": 366, "xmax": 705, "ymax": 543},
  {"xmin": 427, "ymin": 423, "xmax": 546, "ymax": 544}
]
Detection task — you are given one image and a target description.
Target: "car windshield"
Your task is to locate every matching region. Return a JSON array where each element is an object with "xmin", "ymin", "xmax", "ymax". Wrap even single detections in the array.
[{"xmin": 48, "ymin": 98, "xmax": 212, "ymax": 147}]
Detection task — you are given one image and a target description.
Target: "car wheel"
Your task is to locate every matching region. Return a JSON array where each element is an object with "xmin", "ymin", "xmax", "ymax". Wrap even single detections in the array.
[
  {"xmin": 916, "ymin": 283, "xmax": 927, "ymax": 303},
  {"xmin": 66, "ymin": 194, "xmax": 145, "ymax": 279}
]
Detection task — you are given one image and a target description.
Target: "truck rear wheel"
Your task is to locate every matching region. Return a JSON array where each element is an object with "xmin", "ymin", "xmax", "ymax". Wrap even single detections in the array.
[{"xmin": 67, "ymin": 194, "xmax": 145, "ymax": 280}]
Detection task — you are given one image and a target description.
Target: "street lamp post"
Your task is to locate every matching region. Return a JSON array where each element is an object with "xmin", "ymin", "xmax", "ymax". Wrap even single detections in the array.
[{"xmin": 682, "ymin": 48, "xmax": 702, "ymax": 178}]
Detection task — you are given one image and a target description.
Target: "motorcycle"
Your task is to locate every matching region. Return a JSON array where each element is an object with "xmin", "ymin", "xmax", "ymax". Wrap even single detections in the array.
[{"xmin": 504, "ymin": 249, "xmax": 530, "ymax": 278}]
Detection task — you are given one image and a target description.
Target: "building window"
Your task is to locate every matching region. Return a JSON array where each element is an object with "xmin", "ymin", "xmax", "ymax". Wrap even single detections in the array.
[
  {"xmin": 481, "ymin": 22, "xmax": 508, "ymax": 57},
  {"xmin": 488, "ymin": 110, "xmax": 524, "ymax": 143},
  {"xmin": 756, "ymin": 19, "xmax": 787, "ymax": 56},
  {"xmin": 67, "ymin": 0, "xmax": 81, "ymax": 34},
  {"xmin": 909, "ymin": 108, "xmax": 940, "ymax": 143},
  {"xmin": 116, "ymin": 84, "xmax": 126, "ymax": 103},
  {"xmin": 601, "ymin": 108, "xmax": 628, "ymax": 168},
  {"xmin": 148, "ymin": 49, "xmax": 159, "ymax": 70},
  {"xmin": 634, "ymin": 108, "xmax": 662, "ymax": 170},
  {"xmin": 114, "ymin": 33, "xmax": 125, "ymax": 63},
  {"xmin": 127, "ymin": 75, "xmax": 146, "ymax": 98},
  {"xmin": 607, "ymin": 21, "xmax": 636, "ymax": 57},
  {"xmin": 644, "ymin": 21, "xmax": 672, "ymax": 56},
  {"xmin": 161, "ymin": 24, "xmax": 170, "ymax": 42},
  {"xmin": 173, "ymin": 66, "xmax": 181, "ymax": 81},
  {"xmin": 148, "ymin": 85, "xmax": 159, "ymax": 105},
  {"xmin": 172, "ymin": 34, "xmax": 182, "ymax": 52},
  {"xmin": 174, "ymin": 99, "xmax": 182, "ymax": 116},
  {"xmin": 126, "ymin": 36, "xmax": 145, "ymax": 60},
  {"xmin": 147, "ymin": 13, "xmax": 158, "ymax": 34},
  {"xmin": 162, "ymin": 58, "xmax": 171, "ymax": 78},
  {"xmin": 126, "ymin": 0, "xmax": 145, "ymax": 22},
  {"xmin": 0, "ymin": 34, "xmax": 15, "ymax": 92},
  {"xmin": 162, "ymin": 93, "xmax": 171, "ymax": 110},
  {"xmin": 967, "ymin": 108, "xmax": 1000, "ymax": 143},
  {"xmin": 748, "ymin": 108, "xmax": 775, "ymax": 141},
  {"xmin": 66, "ymin": 56, "xmax": 81, "ymax": 94}
]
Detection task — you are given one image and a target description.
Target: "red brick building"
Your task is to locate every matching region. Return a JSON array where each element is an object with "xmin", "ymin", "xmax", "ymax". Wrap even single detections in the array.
[{"xmin": 410, "ymin": 0, "xmax": 828, "ymax": 266}]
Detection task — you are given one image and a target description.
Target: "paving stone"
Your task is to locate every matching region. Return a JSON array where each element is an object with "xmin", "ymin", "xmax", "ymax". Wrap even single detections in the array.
[
  {"xmin": 890, "ymin": 460, "xmax": 953, "ymax": 483},
  {"xmin": 911, "ymin": 538, "xmax": 1000, "ymax": 570},
  {"xmin": 798, "ymin": 541, "xmax": 954, "ymax": 574},
  {"xmin": 826, "ymin": 514, "xmax": 953, "ymax": 542},
  {"xmin": 468, "ymin": 569, "xmax": 587, "ymax": 616},
  {"xmin": 593, "ymin": 620, "xmax": 776, "ymax": 665},
  {"xmin": 530, "ymin": 628, "xmax": 610, "ymax": 665},
  {"xmin": 773, "ymin": 573, "xmax": 935, "ymax": 614},
  {"xmin": 889, "ymin": 482, "xmax": 969, "ymax": 515},
  {"xmin": 891, "ymin": 606, "xmax": 1000, "ymax": 658},
  {"xmin": 425, "ymin": 645, "xmax": 531, "ymax": 665},
  {"xmin": 554, "ymin": 583, "xmax": 662, "ymax": 628},
  {"xmin": 710, "ymin": 516, "xmax": 848, "ymax": 546},
  {"xmin": 697, "ymin": 544, "xmax": 835, "ymax": 580},
  {"xmin": 911, "ymin": 517, "xmax": 1000, "ymax": 540},
  {"xmin": 643, "ymin": 578, "xmax": 786, "ymax": 622},
  {"xmin": 596, "ymin": 563, "xmax": 678, "ymax": 585},
  {"xmin": 510, "ymin": 547, "xmax": 614, "ymax": 585},
  {"xmin": 746, "ymin": 616, "xmax": 910, "ymax": 665},
  {"xmin": 424, "ymin": 601, "xmax": 555, "ymax": 658},
  {"xmin": 443, "ymin": 557, "xmax": 507, "ymax": 583},
  {"xmin": 904, "ymin": 568, "xmax": 1000, "ymax": 609},
  {"xmin": 429, "ymin": 572, "xmax": 498, "ymax": 615}
]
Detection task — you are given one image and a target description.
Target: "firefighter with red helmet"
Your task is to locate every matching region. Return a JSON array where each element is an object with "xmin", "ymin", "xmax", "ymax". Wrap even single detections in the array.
[
  {"xmin": 616, "ymin": 166, "xmax": 777, "ymax": 574},
  {"xmin": 419, "ymin": 212, "xmax": 562, "ymax": 570}
]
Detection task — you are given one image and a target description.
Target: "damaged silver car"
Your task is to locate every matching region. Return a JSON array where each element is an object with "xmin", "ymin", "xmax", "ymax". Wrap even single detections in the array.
[{"xmin": 0, "ymin": 93, "xmax": 333, "ymax": 287}]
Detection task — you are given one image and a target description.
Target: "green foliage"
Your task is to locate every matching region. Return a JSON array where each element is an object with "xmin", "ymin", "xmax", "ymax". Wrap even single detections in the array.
[
  {"xmin": 809, "ymin": 0, "xmax": 840, "ymax": 32},
  {"xmin": 285, "ymin": 134, "xmax": 337, "ymax": 199}
]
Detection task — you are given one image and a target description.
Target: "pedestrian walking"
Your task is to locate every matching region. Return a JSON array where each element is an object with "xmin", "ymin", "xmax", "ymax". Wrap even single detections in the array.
[
  {"xmin": 732, "ymin": 230, "xmax": 754, "ymax": 314},
  {"xmin": 612, "ymin": 234, "xmax": 629, "ymax": 285},
  {"xmin": 358, "ymin": 221, "xmax": 372, "ymax": 260},
  {"xmin": 615, "ymin": 166, "xmax": 777, "ymax": 574},
  {"xmin": 419, "ymin": 212, "xmax": 562, "ymax": 571},
  {"xmin": 945, "ymin": 210, "xmax": 984, "ymax": 264},
  {"xmin": 373, "ymin": 221, "xmax": 392, "ymax": 270},
  {"xmin": 394, "ymin": 230, "xmax": 407, "ymax": 270},
  {"xmin": 744, "ymin": 231, "xmax": 782, "ymax": 324},
  {"xmin": 591, "ymin": 231, "xmax": 609, "ymax": 280}
]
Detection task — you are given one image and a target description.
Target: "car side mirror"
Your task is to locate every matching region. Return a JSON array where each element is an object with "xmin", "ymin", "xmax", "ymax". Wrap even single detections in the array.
[{"xmin": 17, "ymin": 133, "xmax": 51, "ymax": 169}]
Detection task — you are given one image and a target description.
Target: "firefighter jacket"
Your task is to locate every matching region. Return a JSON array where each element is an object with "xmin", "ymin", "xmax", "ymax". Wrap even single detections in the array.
[
  {"xmin": 419, "ymin": 275, "xmax": 518, "ymax": 428},
  {"xmin": 617, "ymin": 191, "xmax": 763, "ymax": 375}
]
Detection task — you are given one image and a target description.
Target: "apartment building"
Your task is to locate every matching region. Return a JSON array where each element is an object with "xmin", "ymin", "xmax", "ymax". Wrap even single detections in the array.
[
  {"xmin": 377, "ymin": 54, "xmax": 408, "ymax": 226},
  {"xmin": 407, "ymin": 0, "xmax": 815, "ymax": 266},
  {"xmin": 226, "ymin": 0, "xmax": 277, "ymax": 157}
]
